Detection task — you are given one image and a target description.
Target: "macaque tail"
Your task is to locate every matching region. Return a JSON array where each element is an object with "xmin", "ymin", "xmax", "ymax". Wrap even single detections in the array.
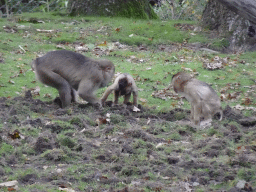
[
  {"xmin": 218, "ymin": 108, "xmax": 223, "ymax": 121},
  {"xmin": 31, "ymin": 60, "xmax": 36, "ymax": 71}
]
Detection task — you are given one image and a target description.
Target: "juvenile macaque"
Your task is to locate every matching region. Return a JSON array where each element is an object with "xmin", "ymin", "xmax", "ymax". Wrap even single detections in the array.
[
  {"xmin": 172, "ymin": 72, "xmax": 222, "ymax": 125},
  {"xmin": 32, "ymin": 50, "xmax": 115, "ymax": 108},
  {"xmin": 101, "ymin": 73, "xmax": 138, "ymax": 107}
]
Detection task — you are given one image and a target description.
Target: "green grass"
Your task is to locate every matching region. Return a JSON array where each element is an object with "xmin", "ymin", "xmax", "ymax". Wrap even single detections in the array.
[{"xmin": 1, "ymin": 12, "xmax": 256, "ymax": 111}]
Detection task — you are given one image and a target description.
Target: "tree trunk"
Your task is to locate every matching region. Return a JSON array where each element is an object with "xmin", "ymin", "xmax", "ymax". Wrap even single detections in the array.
[
  {"xmin": 68, "ymin": 0, "xmax": 158, "ymax": 19},
  {"xmin": 201, "ymin": 0, "xmax": 256, "ymax": 53},
  {"xmin": 216, "ymin": 0, "xmax": 256, "ymax": 24}
]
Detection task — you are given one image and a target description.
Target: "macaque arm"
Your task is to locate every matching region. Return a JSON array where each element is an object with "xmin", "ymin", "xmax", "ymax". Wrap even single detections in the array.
[
  {"xmin": 190, "ymin": 102, "xmax": 194, "ymax": 120},
  {"xmin": 113, "ymin": 90, "xmax": 119, "ymax": 105},
  {"xmin": 78, "ymin": 80, "xmax": 100, "ymax": 105},
  {"xmin": 132, "ymin": 90, "xmax": 138, "ymax": 106},
  {"xmin": 101, "ymin": 84, "xmax": 117, "ymax": 105}
]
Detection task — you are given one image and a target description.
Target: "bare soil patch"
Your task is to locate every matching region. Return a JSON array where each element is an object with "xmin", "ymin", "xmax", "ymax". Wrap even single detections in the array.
[{"xmin": 0, "ymin": 91, "xmax": 255, "ymax": 191}]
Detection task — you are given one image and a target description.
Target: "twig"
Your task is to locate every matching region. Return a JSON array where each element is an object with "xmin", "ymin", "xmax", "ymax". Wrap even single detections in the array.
[{"xmin": 19, "ymin": 45, "xmax": 26, "ymax": 53}]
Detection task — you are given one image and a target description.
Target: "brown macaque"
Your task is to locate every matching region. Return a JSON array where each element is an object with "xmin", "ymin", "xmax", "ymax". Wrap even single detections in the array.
[
  {"xmin": 101, "ymin": 73, "xmax": 138, "ymax": 107},
  {"xmin": 172, "ymin": 72, "xmax": 223, "ymax": 125},
  {"xmin": 32, "ymin": 50, "xmax": 115, "ymax": 108}
]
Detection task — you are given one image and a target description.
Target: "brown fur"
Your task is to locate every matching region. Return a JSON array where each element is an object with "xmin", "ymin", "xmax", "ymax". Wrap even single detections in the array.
[{"xmin": 101, "ymin": 73, "xmax": 138, "ymax": 106}]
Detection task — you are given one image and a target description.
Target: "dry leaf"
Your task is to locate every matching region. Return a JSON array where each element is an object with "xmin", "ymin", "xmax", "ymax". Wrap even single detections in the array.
[
  {"xmin": 8, "ymin": 130, "xmax": 21, "ymax": 139},
  {"xmin": 36, "ymin": 29, "xmax": 54, "ymax": 33},
  {"xmin": 139, "ymin": 98, "xmax": 147, "ymax": 104},
  {"xmin": 96, "ymin": 117, "xmax": 107, "ymax": 125},
  {"xmin": 133, "ymin": 106, "xmax": 140, "ymax": 112}
]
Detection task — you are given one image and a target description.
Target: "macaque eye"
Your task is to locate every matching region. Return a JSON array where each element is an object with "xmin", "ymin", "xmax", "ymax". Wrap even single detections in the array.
[{"xmin": 105, "ymin": 67, "xmax": 112, "ymax": 71}]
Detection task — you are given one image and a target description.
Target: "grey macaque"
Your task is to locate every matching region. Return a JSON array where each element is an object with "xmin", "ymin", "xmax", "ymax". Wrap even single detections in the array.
[
  {"xmin": 172, "ymin": 72, "xmax": 222, "ymax": 125},
  {"xmin": 32, "ymin": 50, "xmax": 115, "ymax": 108},
  {"xmin": 101, "ymin": 73, "xmax": 138, "ymax": 107}
]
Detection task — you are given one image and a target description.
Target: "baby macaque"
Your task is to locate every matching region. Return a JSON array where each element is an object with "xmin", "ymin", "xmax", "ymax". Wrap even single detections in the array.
[
  {"xmin": 32, "ymin": 50, "xmax": 115, "ymax": 108},
  {"xmin": 172, "ymin": 72, "xmax": 222, "ymax": 125},
  {"xmin": 101, "ymin": 73, "xmax": 138, "ymax": 107}
]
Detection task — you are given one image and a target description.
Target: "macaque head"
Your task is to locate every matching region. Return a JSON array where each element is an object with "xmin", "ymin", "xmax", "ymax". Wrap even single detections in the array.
[
  {"xmin": 99, "ymin": 60, "xmax": 115, "ymax": 87},
  {"xmin": 118, "ymin": 77, "xmax": 132, "ymax": 95},
  {"xmin": 172, "ymin": 72, "xmax": 193, "ymax": 93}
]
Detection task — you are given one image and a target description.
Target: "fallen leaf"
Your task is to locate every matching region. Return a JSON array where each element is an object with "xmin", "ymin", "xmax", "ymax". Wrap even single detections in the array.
[
  {"xmin": 8, "ymin": 130, "xmax": 21, "ymax": 139},
  {"xmin": 96, "ymin": 117, "xmax": 107, "ymax": 125},
  {"xmin": 133, "ymin": 106, "xmax": 140, "ymax": 112},
  {"xmin": 156, "ymin": 143, "xmax": 166, "ymax": 148},
  {"xmin": 139, "ymin": 98, "xmax": 147, "ymax": 104},
  {"xmin": 36, "ymin": 29, "xmax": 54, "ymax": 33},
  {"xmin": 43, "ymin": 93, "xmax": 52, "ymax": 98}
]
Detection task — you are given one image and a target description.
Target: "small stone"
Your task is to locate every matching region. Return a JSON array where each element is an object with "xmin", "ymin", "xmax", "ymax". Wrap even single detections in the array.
[
  {"xmin": 236, "ymin": 180, "xmax": 246, "ymax": 189},
  {"xmin": 193, "ymin": 182, "xmax": 200, "ymax": 186}
]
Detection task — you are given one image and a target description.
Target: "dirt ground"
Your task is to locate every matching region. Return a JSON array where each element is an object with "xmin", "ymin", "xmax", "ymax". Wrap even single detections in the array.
[{"xmin": 0, "ymin": 91, "xmax": 256, "ymax": 192}]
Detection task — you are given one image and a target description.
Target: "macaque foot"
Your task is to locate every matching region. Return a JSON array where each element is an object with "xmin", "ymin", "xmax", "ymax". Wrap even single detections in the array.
[
  {"xmin": 53, "ymin": 97, "xmax": 62, "ymax": 108},
  {"xmin": 93, "ymin": 102, "xmax": 103, "ymax": 110},
  {"xmin": 199, "ymin": 119, "xmax": 212, "ymax": 129},
  {"xmin": 103, "ymin": 100, "xmax": 113, "ymax": 107}
]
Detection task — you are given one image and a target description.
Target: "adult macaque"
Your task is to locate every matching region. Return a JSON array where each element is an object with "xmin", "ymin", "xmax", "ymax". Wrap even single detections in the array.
[
  {"xmin": 101, "ymin": 73, "xmax": 138, "ymax": 107},
  {"xmin": 32, "ymin": 50, "xmax": 115, "ymax": 108},
  {"xmin": 172, "ymin": 72, "xmax": 222, "ymax": 125}
]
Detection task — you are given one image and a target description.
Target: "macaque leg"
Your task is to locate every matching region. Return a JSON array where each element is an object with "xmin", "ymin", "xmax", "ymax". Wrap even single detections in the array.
[
  {"xmin": 123, "ymin": 93, "xmax": 131, "ymax": 105},
  {"xmin": 114, "ymin": 90, "xmax": 119, "ymax": 105},
  {"xmin": 78, "ymin": 81, "xmax": 100, "ymax": 106},
  {"xmin": 190, "ymin": 103, "xmax": 194, "ymax": 120},
  {"xmin": 133, "ymin": 92, "xmax": 138, "ymax": 107},
  {"xmin": 202, "ymin": 104, "xmax": 212, "ymax": 121},
  {"xmin": 192, "ymin": 103, "xmax": 201, "ymax": 125},
  {"xmin": 71, "ymin": 88, "xmax": 77, "ymax": 103},
  {"xmin": 39, "ymin": 70, "xmax": 72, "ymax": 108}
]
